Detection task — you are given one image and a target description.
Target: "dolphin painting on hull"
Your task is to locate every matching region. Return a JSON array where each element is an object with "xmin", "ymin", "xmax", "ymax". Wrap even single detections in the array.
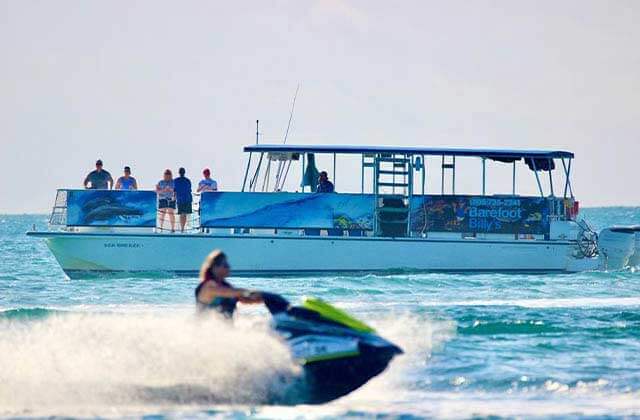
[
  {"xmin": 67, "ymin": 190, "xmax": 158, "ymax": 227},
  {"xmin": 83, "ymin": 205, "xmax": 144, "ymax": 224}
]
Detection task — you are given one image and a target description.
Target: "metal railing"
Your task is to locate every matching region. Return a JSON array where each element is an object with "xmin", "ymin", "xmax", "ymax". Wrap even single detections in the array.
[
  {"xmin": 155, "ymin": 194, "xmax": 202, "ymax": 233},
  {"xmin": 49, "ymin": 190, "xmax": 68, "ymax": 226},
  {"xmin": 48, "ymin": 189, "xmax": 577, "ymax": 240}
]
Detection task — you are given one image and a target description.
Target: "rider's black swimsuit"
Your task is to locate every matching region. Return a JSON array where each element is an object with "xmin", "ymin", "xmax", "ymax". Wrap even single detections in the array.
[{"xmin": 195, "ymin": 279, "xmax": 238, "ymax": 318}]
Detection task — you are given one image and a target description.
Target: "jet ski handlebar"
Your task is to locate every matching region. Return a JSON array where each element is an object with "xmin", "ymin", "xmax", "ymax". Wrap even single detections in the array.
[{"xmin": 259, "ymin": 292, "xmax": 291, "ymax": 314}]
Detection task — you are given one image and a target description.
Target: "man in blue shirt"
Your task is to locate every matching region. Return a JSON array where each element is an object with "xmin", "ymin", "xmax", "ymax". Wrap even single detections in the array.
[
  {"xmin": 83, "ymin": 159, "xmax": 113, "ymax": 189},
  {"xmin": 174, "ymin": 167, "xmax": 193, "ymax": 232}
]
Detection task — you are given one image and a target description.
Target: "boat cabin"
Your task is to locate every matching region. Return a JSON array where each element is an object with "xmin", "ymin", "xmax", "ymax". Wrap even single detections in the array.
[{"xmin": 236, "ymin": 144, "xmax": 577, "ymax": 238}]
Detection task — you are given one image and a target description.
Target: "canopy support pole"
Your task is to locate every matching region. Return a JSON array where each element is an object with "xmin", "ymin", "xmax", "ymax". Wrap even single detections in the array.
[
  {"xmin": 421, "ymin": 154, "xmax": 426, "ymax": 195},
  {"xmin": 301, "ymin": 153, "xmax": 305, "ymax": 193},
  {"xmin": 441, "ymin": 155, "xmax": 445, "ymax": 194},
  {"xmin": 262, "ymin": 160, "xmax": 271, "ymax": 192},
  {"xmin": 452, "ymin": 156, "xmax": 456, "ymax": 195},
  {"xmin": 241, "ymin": 152, "xmax": 253, "ymax": 192},
  {"xmin": 249, "ymin": 152, "xmax": 264, "ymax": 192},
  {"xmin": 482, "ymin": 158, "xmax": 486, "ymax": 196},
  {"xmin": 562, "ymin": 158, "xmax": 574, "ymax": 199},
  {"xmin": 548, "ymin": 159, "xmax": 555, "ymax": 197},
  {"xmin": 512, "ymin": 161, "xmax": 516, "ymax": 195},
  {"xmin": 333, "ymin": 153, "xmax": 337, "ymax": 189},
  {"xmin": 532, "ymin": 159, "xmax": 544, "ymax": 197},
  {"xmin": 361, "ymin": 154, "xmax": 365, "ymax": 194}
]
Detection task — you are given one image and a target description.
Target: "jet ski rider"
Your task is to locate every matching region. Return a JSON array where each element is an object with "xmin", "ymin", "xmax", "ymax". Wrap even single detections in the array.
[{"xmin": 195, "ymin": 250, "xmax": 263, "ymax": 317}]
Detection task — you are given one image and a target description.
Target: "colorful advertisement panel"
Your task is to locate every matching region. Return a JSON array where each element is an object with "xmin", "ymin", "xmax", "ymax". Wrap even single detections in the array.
[
  {"xmin": 410, "ymin": 196, "xmax": 550, "ymax": 234},
  {"xmin": 200, "ymin": 192, "xmax": 375, "ymax": 230},
  {"xmin": 66, "ymin": 190, "xmax": 157, "ymax": 227}
]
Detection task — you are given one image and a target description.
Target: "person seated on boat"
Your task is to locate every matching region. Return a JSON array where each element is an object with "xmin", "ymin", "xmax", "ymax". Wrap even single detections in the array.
[
  {"xmin": 115, "ymin": 166, "xmax": 138, "ymax": 190},
  {"xmin": 156, "ymin": 169, "xmax": 176, "ymax": 232},
  {"xmin": 195, "ymin": 250, "xmax": 263, "ymax": 318},
  {"xmin": 316, "ymin": 171, "xmax": 335, "ymax": 193},
  {"xmin": 197, "ymin": 168, "xmax": 218, "ymax": 193},
  {"xmin": 174, "ymin": 167, "xmax": 192, "ymax": 233},
  {"xmin": 83, "ymin": 159, "xmax": 113, "ymax": 190}
]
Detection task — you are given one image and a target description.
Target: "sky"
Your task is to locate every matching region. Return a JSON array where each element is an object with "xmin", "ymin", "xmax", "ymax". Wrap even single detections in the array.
[{"xmin": 1, "ymin": 0, "xmax": 639, "ymax": 213}]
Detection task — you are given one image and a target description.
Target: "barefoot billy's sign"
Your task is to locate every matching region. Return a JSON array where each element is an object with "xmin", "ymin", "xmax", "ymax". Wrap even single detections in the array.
[{"xmin": 410, "ymin": 196, "xmax": 550, "ymax": 235}]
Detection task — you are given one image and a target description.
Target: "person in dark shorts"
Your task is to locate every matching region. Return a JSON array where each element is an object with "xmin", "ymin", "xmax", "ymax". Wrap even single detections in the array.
[
  {"xmin": 156, "ymin": 169, "xmax": 176, "ymax": 232},
  {"xmin": 174, "ymin": 167, "xmax": 193, "ymax": 233},
  {"xmin": 83, "ymin": 159, "xmax": 113, "ymax": 189}
]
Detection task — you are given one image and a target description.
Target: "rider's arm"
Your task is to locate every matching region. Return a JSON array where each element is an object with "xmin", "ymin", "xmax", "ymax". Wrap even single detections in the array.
[{"xmin": 198, "ymin": 282, "xmax": 262, "ymax": 304}]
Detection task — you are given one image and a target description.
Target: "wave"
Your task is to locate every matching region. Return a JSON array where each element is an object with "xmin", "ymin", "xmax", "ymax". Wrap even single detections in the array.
[
  {"xmin": 419, "ymin": 297, "xmax": 640, "ymax": 309},
  {"xmin": 0, "ymin": 307, "xmax": 65, "ymax": 320},
  {"xmin": 458, "ymin": 319, "xmax": 563, "ymax": 335},
  {"xmin": 0, "ymin": 306, "xmax": 453, "ymax": 416},
  {"xmin": 0, "ymin": 310, "xmax": 300, "ymax": 415}
]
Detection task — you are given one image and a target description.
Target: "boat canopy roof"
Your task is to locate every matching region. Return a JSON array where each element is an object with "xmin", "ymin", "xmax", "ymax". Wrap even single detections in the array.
[{"xmin": 244, "ymin": 144, "xmax": 574, "ymax": 160}]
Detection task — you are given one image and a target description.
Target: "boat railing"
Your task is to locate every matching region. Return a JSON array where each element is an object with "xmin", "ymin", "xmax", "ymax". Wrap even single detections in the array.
[
  {"xmin": 154, "ymin": 193, "xmax": 202, "ymax": 233},
  {"xmin": 49, "ymin": 190, "xmax": 68, "ymax": 226},
  {"xmin": 48, "ymin": 189, "xmax": 576, "ymax": 240}
]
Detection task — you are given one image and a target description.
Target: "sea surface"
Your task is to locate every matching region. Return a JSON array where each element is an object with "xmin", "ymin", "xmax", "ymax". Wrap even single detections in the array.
[{"xmin": 1, "ymin": 208, "xmax": 640, "ymax": 419}]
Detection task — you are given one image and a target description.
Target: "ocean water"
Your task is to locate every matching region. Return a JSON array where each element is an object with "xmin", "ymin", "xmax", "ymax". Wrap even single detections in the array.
[{"xmin": 1, "ymin": 208, "xmax": 640, "ymax": 419}]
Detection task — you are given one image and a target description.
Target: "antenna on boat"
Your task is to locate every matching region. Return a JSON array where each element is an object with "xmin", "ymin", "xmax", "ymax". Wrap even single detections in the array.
[
  {"xmin": 256, "ymin": 120, "xmax": 260, "ymax": 144},
  {"xmin": 283, "ymin": 84, "xmax": 300, "ymax": 145},
  {"xmin": 274, "ymin": 84, "xmax": 300, "ymax": 191}
]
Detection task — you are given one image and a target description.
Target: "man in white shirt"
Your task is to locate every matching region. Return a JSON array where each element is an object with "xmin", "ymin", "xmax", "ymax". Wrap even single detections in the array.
[{"xmin": 197, "ymin": 168, "xmax": 218, "ymax": 193}]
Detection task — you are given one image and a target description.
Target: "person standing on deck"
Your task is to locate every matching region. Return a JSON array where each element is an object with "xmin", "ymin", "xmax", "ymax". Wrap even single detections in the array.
[
  {"xmin": 115, "ymin": 166, "xmax": 138, "ymax": 190},
  {"xmin": 156, "ymin": 169, "xmax": 176, "ymax": 232},
  {"xmin": 197, "ymin": 168, "xmax": 218, "ymax": 193},
  {"xmin": 174, "ymin": 167, "xmax": 193, "ymax": 233},
  {"xmin": 316, "ymin": 171, "xmax": 335, "ymax": 193},
  {"xmin": 83, "ymin": 159, "xmax": 113, "ymax": 189}
]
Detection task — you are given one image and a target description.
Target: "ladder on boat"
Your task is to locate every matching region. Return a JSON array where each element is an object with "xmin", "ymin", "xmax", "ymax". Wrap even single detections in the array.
[
  {"xmin": 49, "ymin": 190, "xmax": 68, "ymax": 226},
  {"xmin": 370, "ymin": 154, "xmax": 413, "ymax": 237}
]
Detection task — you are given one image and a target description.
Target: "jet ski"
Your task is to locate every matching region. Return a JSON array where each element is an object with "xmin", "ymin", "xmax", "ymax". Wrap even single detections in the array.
[{"xmin": 261, "ymin": 292, "xmax": 403, "ymax": 404}]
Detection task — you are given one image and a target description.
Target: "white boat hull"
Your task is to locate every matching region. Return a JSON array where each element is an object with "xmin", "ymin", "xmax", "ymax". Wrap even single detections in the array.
[{"xmin": 28, "ymin": 232, "xmax": 599, "ymax": 277}]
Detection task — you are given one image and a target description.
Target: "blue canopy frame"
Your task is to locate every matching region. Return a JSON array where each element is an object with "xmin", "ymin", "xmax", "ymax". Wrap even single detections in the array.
[
  {"xmin": 241, "ymin": 144, "xmax": 575, "ymax": 200},
  {"xmin": 243, "ymin": 144, "xmax": 574, "ymax": 160}
]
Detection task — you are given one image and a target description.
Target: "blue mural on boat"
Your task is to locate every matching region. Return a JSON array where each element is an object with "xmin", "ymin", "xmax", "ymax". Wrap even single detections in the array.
[
  {"xmin": 66, "ymin": 190, "xmax": 157, "ymax": 227},
  {"xmin": 410, "ymin": 195, "xmax": 550, "ymax": 235},
  {"xmin": 200, "ymin": 192, "xmax": 375, "ymax": 230}
]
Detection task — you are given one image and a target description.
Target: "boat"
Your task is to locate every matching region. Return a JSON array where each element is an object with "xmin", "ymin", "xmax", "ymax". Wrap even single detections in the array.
[
  {"xmin": 261, "ymin": 292, "xmax": 402, "ymax": 404},
  {"xmin": 27, "ymin": 144, "xmax": 639, "ymax": 276}
]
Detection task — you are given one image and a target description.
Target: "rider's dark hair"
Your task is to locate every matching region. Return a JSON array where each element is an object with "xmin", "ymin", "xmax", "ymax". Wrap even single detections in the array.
[
  {"xmin": 199, "ymin": 249, "xmax": 227, "ymax": 282},
  {"xmin": 195, "ymin": 249, "xmax": 227, "ymax": 298}
]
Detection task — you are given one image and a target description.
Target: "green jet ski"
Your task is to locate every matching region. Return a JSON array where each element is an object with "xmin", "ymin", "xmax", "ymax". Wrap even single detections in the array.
[{"xmin": 261, "ymin": 293, "xmax": 403, "ymax": 404}]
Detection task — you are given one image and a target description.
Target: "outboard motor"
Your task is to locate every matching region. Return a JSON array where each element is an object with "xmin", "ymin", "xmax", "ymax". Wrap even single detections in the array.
[
  {"xmin": 598, "ymin": 226, "xmax": 637, "ymax": 270},
  {"xmin": 626, "ymin": 226, "xmax": 640, "ymax": 267}
]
